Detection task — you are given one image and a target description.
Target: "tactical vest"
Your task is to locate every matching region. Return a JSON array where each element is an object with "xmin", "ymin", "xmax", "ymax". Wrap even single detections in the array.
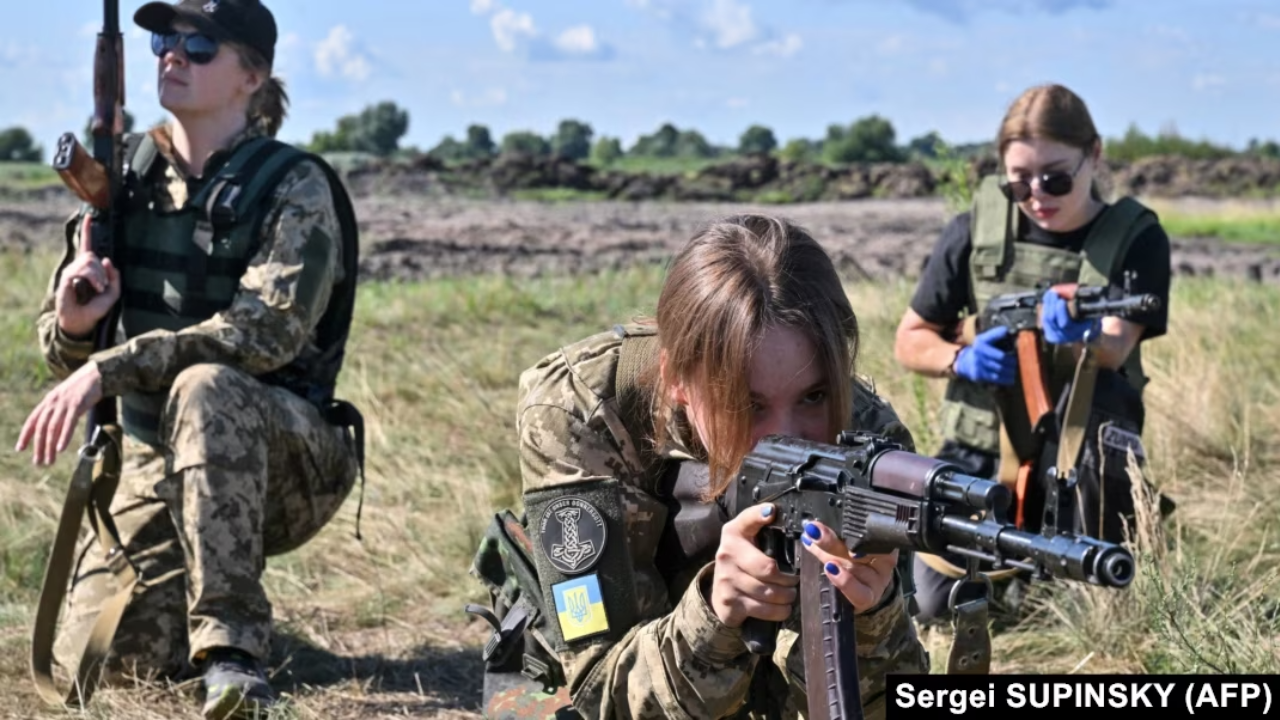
[
  {"xmin": 938, "ymin": 175, "xmax": 1155, "ymax": 455},
  {"xmin": 112, "ymin": 131, "xmax": 361, "ymax": 447}
]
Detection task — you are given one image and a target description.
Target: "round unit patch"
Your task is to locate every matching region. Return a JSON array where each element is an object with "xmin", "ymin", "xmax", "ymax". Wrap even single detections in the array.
[{"xmin": 539, "ymin": 496, "xmax": 607, "ymax": 575}]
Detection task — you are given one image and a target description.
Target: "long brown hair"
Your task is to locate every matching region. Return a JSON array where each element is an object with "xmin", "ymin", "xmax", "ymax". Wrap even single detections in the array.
[
  {"xmin": 641, "ymin": 214, "xmax": 859, "ymax": 498},
  {"xmin": 235, "ymin": 44, "xmax": 288, "ymax": 137},
  {"xmin": 996, "ymin": 83, "xmax": 1103, "ymax": 199}
]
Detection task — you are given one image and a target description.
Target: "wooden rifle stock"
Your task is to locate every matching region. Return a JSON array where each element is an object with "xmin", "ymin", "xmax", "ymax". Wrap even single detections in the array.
[{"xmin": 52, "ymin": 134, "xmax": 111, "ymax": 211}]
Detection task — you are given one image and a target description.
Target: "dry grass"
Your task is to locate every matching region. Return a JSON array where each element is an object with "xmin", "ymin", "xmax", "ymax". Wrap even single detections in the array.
[{"xmin": 0, "ymin": 245, "xmax": 1277, "ymax": 718}]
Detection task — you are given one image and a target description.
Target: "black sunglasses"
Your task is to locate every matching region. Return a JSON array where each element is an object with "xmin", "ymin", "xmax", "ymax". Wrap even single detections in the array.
[
  {"xmin": 999, "ymin": 155, "xmax": 1086, "ymax": 202},
  {"xmin": 151, "ymin": 31, "xmax": 221, "ymax": 65}
]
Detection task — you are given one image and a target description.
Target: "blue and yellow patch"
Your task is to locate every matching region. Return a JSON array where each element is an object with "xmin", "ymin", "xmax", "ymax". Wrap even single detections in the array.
[{"xmin": 552, "ymin": 574, "xmax": 609, "ymax": 642}]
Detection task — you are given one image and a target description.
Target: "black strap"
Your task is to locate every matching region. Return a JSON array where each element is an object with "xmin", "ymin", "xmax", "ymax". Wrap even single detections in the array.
[{"xmin": 323, "ymin": 399, "xmax": 366, "ymax": 540}]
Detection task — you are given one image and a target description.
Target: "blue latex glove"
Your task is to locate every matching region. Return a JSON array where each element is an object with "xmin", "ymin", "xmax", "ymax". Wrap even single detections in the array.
[
  {"xmin": 1041, "ymin": 289, "xmax": 1101, "ymax": 344},
  {"xmin": 953, "ymin": 325, "xmax": 1017, "ymax": 385}
]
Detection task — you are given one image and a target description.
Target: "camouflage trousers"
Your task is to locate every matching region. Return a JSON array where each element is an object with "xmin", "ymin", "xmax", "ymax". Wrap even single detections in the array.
[{"xmin": 53, "ymin": 364, "xmax": 359, "ymax": 682}]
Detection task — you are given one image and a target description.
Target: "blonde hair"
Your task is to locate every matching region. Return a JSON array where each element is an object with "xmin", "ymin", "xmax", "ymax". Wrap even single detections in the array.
[
  {"xmin": 997, "ymin": 83, "xmax": 1103, "ymax": 199},
  {"xmin": 642, "ymin": 214, "xmax": 858, "ymax": 498}
]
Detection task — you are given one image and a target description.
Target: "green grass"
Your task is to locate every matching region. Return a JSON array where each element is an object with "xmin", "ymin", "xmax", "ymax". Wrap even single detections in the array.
[
  {"xmin": 0, "ymin": 249, "xmax": 1277, "ymax": 715},
  {"xmin": 0, "ymin": 162, "xmax": 59, "ymax": 190},
  {"xmin": 1159, "ymin": 213, "xmax": 1280, "ymax": 243}
]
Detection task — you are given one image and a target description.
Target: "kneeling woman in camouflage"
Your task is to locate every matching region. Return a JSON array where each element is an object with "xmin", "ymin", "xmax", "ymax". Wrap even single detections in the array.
[{"xmin": 474, "ymin": 214, "xmax": 928, "ymax": 719}]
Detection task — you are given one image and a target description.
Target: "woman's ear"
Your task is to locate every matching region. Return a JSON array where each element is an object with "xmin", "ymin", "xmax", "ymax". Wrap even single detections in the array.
[
  {"xmin": 241, "ymin": 68, "xmax": 265, "ymax": 97},
  {"xmin": 659, "ymin": 348, "xmax": 688, "ymax": 405}
]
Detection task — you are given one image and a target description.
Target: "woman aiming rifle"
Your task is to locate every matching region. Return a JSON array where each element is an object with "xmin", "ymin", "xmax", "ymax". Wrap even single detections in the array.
[
  {"xmin": 892, "ymin": 83, "xmax": 1173, "ymax": 624},
  {"xmin": 472, "ymin": 214, "xmax": 929, "ymax": 719}
]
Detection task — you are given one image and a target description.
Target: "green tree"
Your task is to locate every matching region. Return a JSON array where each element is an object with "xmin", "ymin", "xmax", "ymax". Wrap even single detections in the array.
[
  {"xmin": 500, "ymin": 130, "xmax": 550, "ymax": 156},
  {"xmin": 591, "ymin": 136, "xmax": 623, "ymax": 165},
  {"xmin": 307, "ymin": 101, "xmax": 410, "ymax": 156},
  {"xmin": 907, "ymin": 130, "xmax": 943, "ymax": 159},
  {"xmin": 551, "ymin": 119, "xmax": 593, "ymax": 161},
  {"xmin": 777, "ymin": 138, "xmax": 817, "ymax": 163},
  {"xmin": 82, "ymin": 109, "xmax": 135, "ymax": 144},
  {"xmin": 738, "ymin": 125, "xmax": 777, "ymax": 155},
  {"xmin": 0, "ymin": 126, "xmax": 42, "ymax": 162},
  {"xmin": 466, "ymin": 124, "xmax": 496, "ymax": 157},
  {"xmin": 823, "ymin": 114, "xmax": 904, "ymax": 164}
]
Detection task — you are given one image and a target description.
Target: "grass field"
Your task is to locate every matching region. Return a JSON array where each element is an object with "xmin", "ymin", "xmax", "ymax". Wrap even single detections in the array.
[
  {"xmin": 1143, "ymin": 198, "xmax": 1280, "ymax": 244},
  {"xmin": 0, "ymin": 246, "xmax": 1278, "ymax": 718}
]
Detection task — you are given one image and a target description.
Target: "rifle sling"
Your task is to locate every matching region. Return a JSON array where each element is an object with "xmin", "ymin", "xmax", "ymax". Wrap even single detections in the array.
[
  {"xmin": 30, "ymin": 424, "xmax": 137, "ymax": 708},
  {"xmin": 1056, "ymin": 345, "xmax": 1099, "ymax": 488}
]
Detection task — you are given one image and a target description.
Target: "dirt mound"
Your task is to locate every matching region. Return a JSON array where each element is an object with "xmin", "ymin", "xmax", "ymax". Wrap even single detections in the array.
[
  {"xmin": 3, "ymin": 195, "xmax": 1278, "ymax": 285},
  {"xmin": 326, "ymin": 152, "xmax": 1280, "ymax": 203}
]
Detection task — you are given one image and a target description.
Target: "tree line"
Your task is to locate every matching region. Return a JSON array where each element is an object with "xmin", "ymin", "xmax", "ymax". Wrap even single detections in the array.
[{"xmin": 2, "ymin": 101, "xmax": 1278, "ymax": 164}]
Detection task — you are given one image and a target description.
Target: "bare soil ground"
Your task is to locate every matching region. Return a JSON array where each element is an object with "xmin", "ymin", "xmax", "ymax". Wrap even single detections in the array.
[{"xmin": 4, "ymin": 195, "xmax": 1279, "ymax": 284}]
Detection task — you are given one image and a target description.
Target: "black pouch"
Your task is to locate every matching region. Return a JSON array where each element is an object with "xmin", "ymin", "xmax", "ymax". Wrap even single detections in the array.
[{"xmin": 1057, "ymin": 368, "xmax": 1174, "ymax": 543}]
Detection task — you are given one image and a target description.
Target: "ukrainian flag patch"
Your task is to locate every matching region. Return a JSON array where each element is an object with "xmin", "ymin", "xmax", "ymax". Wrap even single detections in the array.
[{"xmin": 552, "ymin": 574, "xmax": 609, "ymax": 642}]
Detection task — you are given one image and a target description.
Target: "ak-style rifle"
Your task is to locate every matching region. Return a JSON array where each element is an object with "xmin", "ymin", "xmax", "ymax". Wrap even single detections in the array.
[
  {"xmin": 956, "ymin": 278, "xmax": 1160, "ymax": 530},
  {"xmin": 31, "ymin": 0, "xmax": 135, "ymax": 708},
  {"xmin": 723, "ymin": 431, "xmax": 1134, "ymax": 720}
]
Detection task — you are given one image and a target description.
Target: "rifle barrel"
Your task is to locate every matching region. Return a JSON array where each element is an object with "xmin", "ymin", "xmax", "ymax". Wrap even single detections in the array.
[{"xmin": 938, "ymin": 514, "xmax": 1135, "ymax": 587}]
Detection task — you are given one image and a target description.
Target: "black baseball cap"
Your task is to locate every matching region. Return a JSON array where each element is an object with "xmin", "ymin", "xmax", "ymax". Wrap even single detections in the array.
[{"xmin": 135, "ymin": 0, "xmax": 277, "ymax": 66}]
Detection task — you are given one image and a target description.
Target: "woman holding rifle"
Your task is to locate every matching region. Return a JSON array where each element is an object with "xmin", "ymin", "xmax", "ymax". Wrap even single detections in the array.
[
  {"xmin": 472, "ymin": 214, "xmax": 929, "ymax": 719},
  {"xmin": 892, "ymin": 83, "xmax": 1173, "ymax": 624},
  {"xmin": 17, "ymin": 1, "xmax": 362, "ymax": 718}
]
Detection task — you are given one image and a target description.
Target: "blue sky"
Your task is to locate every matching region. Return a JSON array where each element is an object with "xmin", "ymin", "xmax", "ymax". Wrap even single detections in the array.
[{"xmin": 3, "ymin": 0, "xmax": 1278, "ymax": 156}]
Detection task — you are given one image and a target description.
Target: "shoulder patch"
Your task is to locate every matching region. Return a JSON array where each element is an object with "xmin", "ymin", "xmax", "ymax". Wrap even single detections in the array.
[
  {"xmin": 552, "ymin": 573, "xmax": 610, "ymax": 642},
  {"xmin": 539, "ymin": 496, "xmax": 607, "ymax": 574}
]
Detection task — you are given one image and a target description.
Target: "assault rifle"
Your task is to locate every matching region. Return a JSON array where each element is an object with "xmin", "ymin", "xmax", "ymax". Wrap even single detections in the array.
[
  {"xmin": 955, "ymin": 279, "xmax": 1161, "ymax": 529},
  {"xmin": 30, "ymin": 0, "xmax": 133, "ymax": 709},
  {"xmin": 729, "ymin": 430, "xmax": 1134, "ymax": 720}
]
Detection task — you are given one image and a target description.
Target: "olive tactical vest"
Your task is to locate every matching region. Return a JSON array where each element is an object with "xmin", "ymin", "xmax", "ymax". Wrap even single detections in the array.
[
  {"xmin": 113, "ymin": 132, "xmax": 360, "ymax": 447},
  {"xmin": 938, "ymin": 175, "xmax": 1155, "ymax": 455}
]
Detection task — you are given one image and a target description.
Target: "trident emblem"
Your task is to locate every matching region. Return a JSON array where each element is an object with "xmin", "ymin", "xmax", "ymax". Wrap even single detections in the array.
[
  {"xmin": 566, "ymin": 587, "xmax": 591, "ymax": 624},
  {"xmin": 550, "ymin": 507, "xmax": 595, "ymax": 571}
]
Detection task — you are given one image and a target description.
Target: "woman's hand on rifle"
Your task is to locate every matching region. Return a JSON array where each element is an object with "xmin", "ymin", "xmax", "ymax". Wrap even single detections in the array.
[
  {"xmin": 1041, "ymin": 288, "xmax": 1101, "ymax": 344},
  {"xmin": 56, "ymin": 213, "xmax": 120, "ymax": 337},
  {"xmin": 799, "ymin": 520, "xmax": 897, "ymax": 613}
]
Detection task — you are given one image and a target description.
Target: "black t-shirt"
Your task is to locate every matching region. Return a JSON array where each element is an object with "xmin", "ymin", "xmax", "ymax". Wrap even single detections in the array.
[{"xmin": 910, "ymin": 207, "xmax": 1171, "ymax": 340}]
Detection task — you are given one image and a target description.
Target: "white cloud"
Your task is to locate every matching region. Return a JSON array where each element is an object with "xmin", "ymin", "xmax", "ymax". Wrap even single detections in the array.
[
  {"xmin": 554, "ymin": 25, "xmax": 601, "ymax": 55},
  {"xmin": 314, "ymin": 25, "xmax": 372, "ymax": 81},
  {"xmin": 1258, "ymin": 13, "xmax": 1280, "ymax": 30},
  {"xmin": 491, "ymin": 8, "xmax": 536, "ymax": 52},
  {"xmin": 752, "ymin": 33, "xmax": 802, "ymax": 57},
  {"xmin": 726, "ymin": 97, "xmax": 749, "ymax": 108},
  {"xmin": 701, "ymin": 0, "xmax": 758, "ymax": 49},
  {"xmin": 1191, "ymin": 73, "xmax": 1225, "ymax": 90},
  {"xmin": 470, "ymin": 0, "xmax": 496, "ymax": 14},
  {"xmin": 450, "ymin": 87, "xmax": 508, "ymax": 107}
]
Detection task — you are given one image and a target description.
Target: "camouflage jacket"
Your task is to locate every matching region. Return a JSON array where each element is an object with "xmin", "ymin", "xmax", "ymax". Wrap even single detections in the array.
[
  {"xmin": 515, "ymin": 327, "xmax": 930, "ymax": 720},
  {"xmin": 36, "ymin": 123, "xmax": 344, "ymax": 399}
]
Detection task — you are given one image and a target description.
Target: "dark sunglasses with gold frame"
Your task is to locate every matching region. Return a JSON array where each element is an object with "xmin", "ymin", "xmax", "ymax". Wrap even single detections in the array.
[{"xmin": 998, "ymin": 154, "xmax": 1087, "ymax": 202}]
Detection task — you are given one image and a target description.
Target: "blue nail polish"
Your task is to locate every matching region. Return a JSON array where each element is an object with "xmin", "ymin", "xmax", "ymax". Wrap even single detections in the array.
[
  {"xmin": 826, "ymin": 562, "xmax": 839, "ymax": 575},
  {"xmin": 802, "ymin": 535, "xmax": 812, "ymax": 546},
  {"xmin": 761, "ymin": 505, "xmax": 773, "ymax": 517},
  {"xmin": 852, "ymin": 552, "xmax": 864, "ymax": 559},
  {"xmin": 804, "ymin": 523, "xmax": 820, "ymax": 540}
]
